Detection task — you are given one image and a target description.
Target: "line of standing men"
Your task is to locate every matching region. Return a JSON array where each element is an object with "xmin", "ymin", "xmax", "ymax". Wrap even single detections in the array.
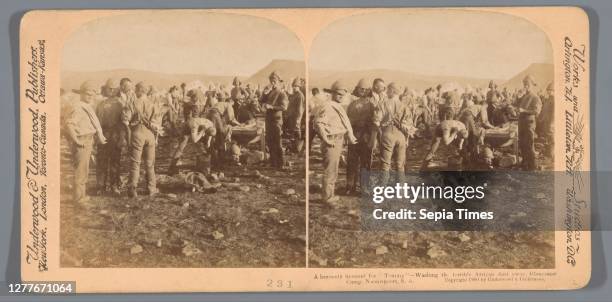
[
  {"xmin": 65, "ymin": 78, "xmax": 162, "ymax": 204},
  {"xmin": 313, "ymin": 78, "xmax": 415, "ymax": 204},
  {"xmin": 64, "ymin": 71, "xmax": 303, "ymax": 205},
  {"xmin": 313, "ymin": 75, "xmax": 546, "ymax": 205}
]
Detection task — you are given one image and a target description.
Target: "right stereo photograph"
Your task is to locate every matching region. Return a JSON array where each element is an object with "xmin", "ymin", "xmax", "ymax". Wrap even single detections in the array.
[{"xmin": 307, "ymin": 9, "xmax": 556, "ymax": 269}]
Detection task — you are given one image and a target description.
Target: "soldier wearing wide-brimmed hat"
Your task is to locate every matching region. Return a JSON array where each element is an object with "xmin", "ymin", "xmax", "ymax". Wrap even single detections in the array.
[
  {"xmin": 65, "ymin": 81, "xmax": 106, "ymax": 205},
  {"xmin": 345, "ymin": 78, "xmax": 376, "ymax": 195},
  {"xmin": 313, "ymin": 80, "xmax": 357, "ymax": 204},
  {"xmin": 517, "ymin": 74, "xmax": 542, "ymax": 170},
  {"xmin": 95, "ymin": 78, "xmax": 125, "ymax": 195},
  {"xmin": 260, "ymin": 71, "xmax": 289, "ymax": 169}
]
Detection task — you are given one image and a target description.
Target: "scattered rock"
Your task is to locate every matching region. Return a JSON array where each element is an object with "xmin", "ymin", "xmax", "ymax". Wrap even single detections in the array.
[
  {"xmin": 218, "ymin": 172, "xmax": 225, "ymax": 180},
  {"xmin": 279, "ymin": 219, "xmax": 289, "ymax": 224},
  {"xmin": 402, "ymin": 240, "xmax": 409, "ymax": 249},
  {"xmin": 234, "ymin": 177, "xmax": 240, "ymax": 182},
  {"xmin": 237, "ymin": 186, "xmax": 250, "ymax": 192},
  {"xmin": 535, "ymin": 192, "xmax": 547, "ymax": 199},
  {"xmin": 510, "ymin": 212, "xmax": 528, "ymax": 219},
  {"xmin": 182, "ymin": 202, "xmax": 190, "ymax": 208},
  {"xmin": 375, "ymin": 245, "xmax": 389, "ymax": 255},
  {"xmin": 310, "ymin": 253, "xmax": 328, "ymax": 266},
  {"xmin": 212, "ymin": 230, "xmax": 224, "ymax": 240},
  {"xmin": 283, "ymin": 188, "xmax": 296, "ymax": 196},
  {"xmin": 458, "ymin": 233, "xmax": 471, "ymax": 242},
  {"xmin": 347, "ymin": 209, "xmax": 359, "ymax": 218},
  {"xmin": 427, "ymin": 245, "xmax": 447, "ymax": 259},
  {"xmin": 156, "ymin": 239, "xmax": 162, "ymax": 248},
  {"xmin": 130, "ymin": 244, "xmax": 143, "ymax": 254},
  {"xmin": 255, "ymin": 184, "xmax": 263, "ymax": 189},
  {"xmin": 99, "ymin": 209, "xmax": 109, "ymax": 216},
  {"xmin": 166, "ymin": 193, "xmax": 177, "ymax": 199},
  {"xmin": 182, "ymin": 242, "xmax": 202, "ymax": 257},
  {"xmin": 262, "ymin": 208, "xmax": 279, "ymax": 214},
  {"xmin": 491, "ymin": 189, "xmax": 500, "ymax": 195}
]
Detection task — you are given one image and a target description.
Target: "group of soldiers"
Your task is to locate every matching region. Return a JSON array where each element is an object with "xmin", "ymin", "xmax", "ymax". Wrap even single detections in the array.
[
  {"xmin": 62, "ymin": 71, "xmax": 306, "ymax": 205},
  {"xmin": 311, "ymin": 75, "xmax": 554, "ymax": 204}
]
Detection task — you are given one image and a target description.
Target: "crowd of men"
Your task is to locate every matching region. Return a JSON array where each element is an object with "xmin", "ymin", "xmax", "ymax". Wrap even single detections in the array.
[
  {"xmin": 311, "ymin": 75, "xmax": 555, "ymax": 204},
  {"xmin": 62, "ymin": 71, "xmax": 306, "ymax": 205}
]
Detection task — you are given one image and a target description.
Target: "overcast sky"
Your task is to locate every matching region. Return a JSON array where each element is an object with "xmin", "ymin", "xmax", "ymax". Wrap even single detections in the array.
[
  {"xmin": 62, "ymin": 11, "xmax": 304, "ymax": 76},
  {"xmin": 309, "ymin": 10, "xmax": 553, "ymax": 80}
]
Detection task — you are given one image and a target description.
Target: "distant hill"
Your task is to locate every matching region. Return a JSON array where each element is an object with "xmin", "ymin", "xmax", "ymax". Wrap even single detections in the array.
[
  {"xmin": 62, "ymin": 59, "xmax": 305, "ymax": 92},
  {"xmin": 310, "ymin": 63, "xmax": 553, "ymax": 92},
  {"xmin": 246, "ymin": 59, "xmax": 306, "ymax": 85},
  {"xmin": 61, "ymin": 69, "xmax": 236, "ymax": 92},
  {"xmin": 502, "ymin": 63, "xmax": 554, "ymax": 90},
  {"xmin": 309, "ymin": 68, "xmax": 500, "ymax": 92}
]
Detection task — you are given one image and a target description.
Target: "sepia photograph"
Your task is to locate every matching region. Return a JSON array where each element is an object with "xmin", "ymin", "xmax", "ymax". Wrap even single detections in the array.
[
  {"xmin": 307, "ymin": 10, "xmax": 556, "ymax": 268},
  {"xmin": 58, "ymin": 11, "xmax": 307, "ymax": 267},
  {"xmin": 18, "ymin": 7, "xmax": 591, "ymax": 292}
]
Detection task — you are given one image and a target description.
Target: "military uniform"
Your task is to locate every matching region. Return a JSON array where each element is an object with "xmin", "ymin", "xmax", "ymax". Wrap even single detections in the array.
[
  {"xmin": 486, "ymin": 88, "xmax": 502, "ymax": 122},
  {"xmin": 537, "ymin": 92, "xmax": 554, "ymax": 157},
  {"xmin": 64, "ymin": 82, "xmax": 106, "ymax": 203},
  {"xmin": 95, "ymin": 95, "xmax": 125, "ymax": 192},
  {"xmin": 213, "ymin": 101, "xmax": 240, "ymax": 126},
  {"xmin": 169, "ymin": 117, "xmax": 216, "ymax": 174},
  {"xmin": 205, "ymin": 106, "xmax": 229, "ymax": 172},
  {"xmin": 123, "ymin": 94, "xmax": 162, "ymax": 196},
  {"xmin": 440, "ymin": 90, "xmax": 462, "ymax": 120},
  {"xmin": 286, "ymin": 89, "xmax": 305, "ymax": 153},
  {"xmin": 373, "ymin": 94, "xmax": 413, "ymax": 184},
  {"xmin": 183, "ymin": 89, "xmax": 208, "ymax": 120},
  {"xmin": 422, "ymin": 119, "xmax": 468, "ymax": 165},
  {"xmin": 314, "ymin": 95, "xmax": 356, "ymax": 201},
  {"xmin": 261, "ymin": 86, "xmax": 288, "ymax": 168},
  {"xmin": 458, "ymin": 104, "xmax": 488, "ymax": 165},
  {"xmin": 234, "ymin": 100, "xmax": 257, "ymax": 124},
  {"xmin": 517, "ymin": 90, "xmax": 542, "ymax": 170},
  {"xmin": 365, "ymin": 91, "xmax": 387, "ymax": 163},
  {"xmin": 345, "ymin": 95, "xmax": 376, "ymax": 192}
]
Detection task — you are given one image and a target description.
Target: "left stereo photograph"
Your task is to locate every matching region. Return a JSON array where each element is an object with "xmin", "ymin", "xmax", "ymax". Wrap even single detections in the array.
[{"xmin": 50, "ymin": 11, "xmax": 307, "ymax": 269}]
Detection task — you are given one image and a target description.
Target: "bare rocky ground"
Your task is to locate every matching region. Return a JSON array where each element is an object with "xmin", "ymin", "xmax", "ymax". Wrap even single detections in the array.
[
  {"xmin": 308, "ymin": 134, "xmax": 555, "ymax": 268},
  {"xmin": 60, "ymin": 135, "xmax": 306, "ymax": 268}
]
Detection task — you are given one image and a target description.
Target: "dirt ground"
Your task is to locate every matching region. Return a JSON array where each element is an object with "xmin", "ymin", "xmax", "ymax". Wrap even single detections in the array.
[
  {"xmin": 308, "ymin": 132, "xmax": 555, "ymax": 269},
  {"xmin": 60, "ymin": 133, "xmax": 306, "ymax": 268}
]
